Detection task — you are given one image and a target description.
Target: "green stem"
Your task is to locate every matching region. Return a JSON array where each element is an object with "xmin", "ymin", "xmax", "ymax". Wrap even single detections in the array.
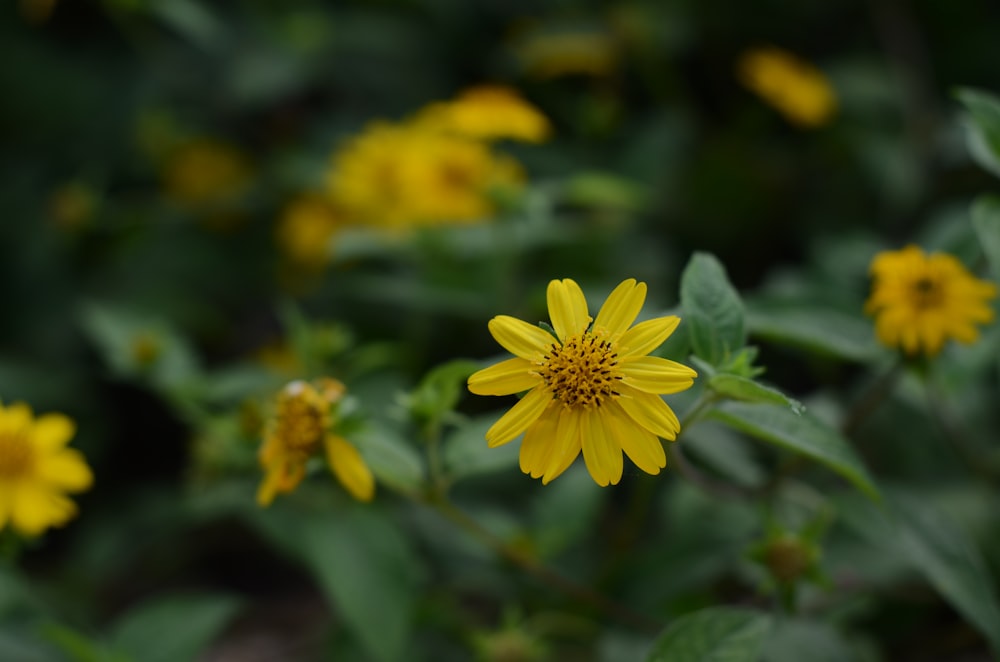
[
  {"xmin": 841, "ymin": 358, "xmax": 904, "ymax": 436},
  {"xmin": 425, "ymin": 494, "xmax": 660, "ymax": 633}
]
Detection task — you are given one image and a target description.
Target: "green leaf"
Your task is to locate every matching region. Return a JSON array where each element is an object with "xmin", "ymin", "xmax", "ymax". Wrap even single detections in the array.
[
  {"xmin": 709, "ymin": 402, "xmax": 880, "ymax": 500},
  {"xmin": 746, "ymin": 308, "xmax": 880, "ymax": 362},
  {"xmin": 442, "ymin": 414, "xmax": 520, "ymax": 482},
  {"xmin": 955, "ymin": 87, "xmax": 1000, "ymax": 178},
  {"xmin": 529, "ymin": 465, "xmax": 605, "ymax": 558},
  {"xmin": 762, "ymin": 619, "xmax": 861, "ymax": 662},
  {"xmin": 298, "ymin": 505, "xmax": 424, "ymax": 662},
  {"xmin": 682, "ymin": 422, "xmax": 767, "ymax": 488},
  {"xmin": 971, "ymin": 194, "xmax": 1000, "ymax": 280},
  {"xmin": 680, "ymin": 253, "xmax": 746, "ymax": 365},
  {"xmin": 407, "ymin": 359, "xmax": 481, "ymax": 427},
  {"xmin": 890, "ymin": 491, "xmax": 1000, "ymax": 654},
  {"xmin": 109, "ymin": 593, "xmax": 242, "ymax": 662},
  {"xmin": 646, "ymin": 607, "xmax": 772, "ymax": 662},
  {"xmin": 559, "ymin": 171, "xmax": 649, "ymax": 212},
  {"xmin": 351, "ymin": 422, "xmax": 425, "ymax": 494},
  {"xmin": 41, "ymin": 624, "xmax": 123, "ymax": 662},
  {"xmin": 708, "ymin": 374, "xmax": 801, "ymax": 411},
  {"xmin": 0, "ymin": 628, "xmax": 62, "ymax": 662}
]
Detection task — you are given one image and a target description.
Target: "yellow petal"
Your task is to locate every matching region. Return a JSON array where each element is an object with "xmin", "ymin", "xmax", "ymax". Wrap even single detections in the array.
[
  {"xmin": 547, "ymin": 278, "xmax": 590, "ymax": 341},
  {"xmin": 616, "ymin": 316, "xmax": 681, "ymax": 358},
  {"xmin": 580, "ymin": 408, "xmax": 623, "ymax": 486},
  {"xmin": 519, "ymin": 406, "xmax": 560, "ymax": 479},
  {"xmin": 0, "ymin": 402, "xmax": 33, "ymax": 437},
  {"xmin": 606, "ymin": 401, "xmax": 665, "ymax": 475},
  {"xmin": 488, "ymin": 316, "xmax": 556, "ymax": 360},
  {"xmin": 325, "ymin": 435, "xmax": 375, "ymax": 502},
  {"xmin": 593, "ymin": 279, "xmax": 646, "ymax": 337},
  {"xmin": 542, "ymin": 407, "xmax": 582, "ymax": 484},
  {"xmin": 37, "ymin": 449, "xmax": 93, "ymax": 492},
  {"xmin": 485, "ymin": 385, "xmax": 552, "ymax": 448},
  {"xmin": 468, "ymin": 358, "xmax": 541, "ymax": 396},
  {"xmin": 620, "ymin": 356, "xmax": 697, "ymax": 394},
  {"xmin": 256, "ymin": 467, "xmax": 283, "ymax": 507},
  {"xmin": 616, "ymin": 387, "xmax": 681, "ymax": 440},
  {"xmin": 10, "ymin": 483, "xmax": 77, "ymax": 536},
  {"xmin": 31, "ymin": 413, "xmax": 76, "ymax": 452}
]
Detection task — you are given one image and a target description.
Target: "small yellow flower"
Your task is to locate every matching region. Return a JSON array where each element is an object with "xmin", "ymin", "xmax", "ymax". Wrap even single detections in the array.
[
  {"xmin": 737, "ymin": 47, "xmax": 837, "ymax": 128},
  {"xmin": 257, "ymin": 379, "xmax": 374, "ymax": 506},
  {"xmin": 276, "ymin": 195, "xmax": 342, "ymax": 269},
  {"xmin": 865, "ymin": 245, "xmax": 997, "ymax": 356},
  {"xmin": 163, "ymin": 139, "xmax": 251, "ymax": 210},
  {"xmin": 0, "ymin": 402, "xmax": 93, "ymax": 536},
  {"xmin": 327, "ymin": 121, "xmax": 523, "ymax": 228},
  {"xmin": 414, "ymin": 86, "xmax": 552, "ymax": 143},
  {"xmin": 513, "ymin": 29, "xmax": 618, "ymax": 80},
  {"xmin": 468, "ymin": 279, "xmax": 697, "ymax": 486}
]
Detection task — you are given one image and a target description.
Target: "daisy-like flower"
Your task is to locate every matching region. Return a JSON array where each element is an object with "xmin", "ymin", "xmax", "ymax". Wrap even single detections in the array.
[
  {"xmin": 413, "ymin": 86, "xmax": 552, "ymax": 143},
  {"xmin": 737, "ymin": 46, "xmax": 837, "ymax": 128},
  {"xmin": 257, "ymin": 378, "xmax": 374, "ymax": 506},
  {"xmin": 865, "ymin": 245, "xmax": 997, "ymax": 356},
  {"xmin": 0, "ymin": 402, "xmax": 93, "ymax": 536},
  {"xmin": 468, "ymin": 278, "xmax": 697, "ymax": 486}
]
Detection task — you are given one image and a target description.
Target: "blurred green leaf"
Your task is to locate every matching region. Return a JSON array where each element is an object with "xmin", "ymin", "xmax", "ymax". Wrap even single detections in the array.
[
  {"xmin": 956, "ymin": 87, "xmax": 1000, "ymax": 178},
  {"xmin": 646, "ymin": 607, "xmax": 772, "ymax": 662},
  {"xmin": 709, "ymin": 402, "xmax": 880, "ymax": 500},
  {"xmin": 442, "ymin": 414, "xmax": 519, "ymax": 483},
  {"xmin": 762, "ymin": 619, "xmax": 862, "ymax": 662},
  {"xmin": 708, "ymin": 374, "xmax": 801, "ymax": 411},
  {"xmin": 680, "ymin": 252, "xmax": 746, "ymax": 365},
  {"xmin": 683, "ymin": 422, "xmax": 767, "ymax": 488},
  {"xmin": 352, "ymin": 422, "xmax": 425, "ymax": 494},
  {"xmin": 559, "ymin": 171, "xmax": 649, "ymax": 212},
  {"xmin": 747, "ymin": 307, "xmax": 880, "ymax": 362},
  {"xmin": 109, "ymin": 593, "xmax": 242, "ymax": 662},
  {"xmin": 530, "ymin": 464, "xmax": 605, "ymax": 558},
  {"xmin": 299, "ymin": 505, "xmax": 424, "ymax": 662},
  {"xmin": 971, "ymin": 194, "xmax": 1000, "ymax": 280},
  {"xmin": 41, "ymin": 624, "xmax": 122, "ymax": 662},
  {"xmin": 0, "ymin": 628, "xmax": 62, "ymax": 662},
  {"xmin": 407, "ymin": 359, "xmax": 480, "ymax": 428},
  {"xmin": 148, "ymin": 0, "xmax": 226, "ymax": 51}
]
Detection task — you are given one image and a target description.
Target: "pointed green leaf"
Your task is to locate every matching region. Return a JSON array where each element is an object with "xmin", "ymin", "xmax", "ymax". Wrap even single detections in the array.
[
  {"xmin": 956, "ymin": 87, "xmax": 1000, "ymax": 178},
  {"xmin": 646, "ymin": 607, "xmax": 772, "ymax": 662},
  {"xmin": 109, "ymin": 593, "xmax": 242, "ymax": 662},
  {"xmin": 747, "ymin": 308, "xmax": 880, "ymax": 362},
  {"xmin": 351, "ymin": 422, "xmax": 425, "ymax": 494},
  {"xmin": 680, "ymin": 253, "xmax": 746, "ymax": 365},
  {"xmin": 709, "ymin": 402, "xmax": 879, "ymax": 500},
  {"xmin": 708, "ymin": 374, "xmax": 801, "ymax": 410},
  {"xmin": 971, "ymin": 195, "xmax": 1000, "ymax": 280}
]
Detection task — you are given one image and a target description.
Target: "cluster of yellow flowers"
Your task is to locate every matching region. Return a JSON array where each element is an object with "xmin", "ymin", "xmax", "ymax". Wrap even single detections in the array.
[{"xmin": 277, "ymin": 86, "xmax": 550, "ymax": 268}]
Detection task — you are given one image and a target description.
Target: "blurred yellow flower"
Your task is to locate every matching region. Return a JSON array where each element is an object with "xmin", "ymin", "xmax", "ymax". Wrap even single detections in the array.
[
  {"xmin": 738, "ymin": 47, "xmax": 837, "ymax": 128},
  {"xmin": 0, "ymin": 402, "xmax": 93, "ymax": 537},
  {"xmin": 20, "ymin": 0, "xmax": 56, "ymax": 24},
  {"xmin": 277, "ymin": 195, "xmax": 342, "ymax": 269},
  {"xmin": 327, "ymin": 121, "xmax": 523, "ymax": 229},
  {"xmin": 865, "ymin": 245, "xmax": 997, "ymax": 356},
  {"xmin": 468, "ymin": 278, "xmax": 697, "ymax": 486},
  {"xmin": 163, "ymin": 139, "xmax": 251, "ymax": 210},
  {"xmin": 257, "ymin": 379, "xmax": 374, "ymax": 506},
  {"xmin": 414, "ymin": 86, "xmax": 551, "ymax": 143},
  {"xmin": 49, "ymin": 181, "xmax": 98, "ymax": 230}
]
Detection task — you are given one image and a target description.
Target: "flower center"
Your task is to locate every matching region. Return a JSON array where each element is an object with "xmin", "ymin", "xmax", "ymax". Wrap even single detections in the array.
[
  {"xmin": 537, "ymin": 332, "xmax": 622, "ymax": 408},
  {"xmin": 911, "ymin": 276, "xmax": 944, "ymax": 309},
  {"xmin": 0, "ymin": 432, "xmax": 34, "ymax": 479},
  {"xmin": 274, "ymin": 394, "xmax": 326, "ymax": 453}
]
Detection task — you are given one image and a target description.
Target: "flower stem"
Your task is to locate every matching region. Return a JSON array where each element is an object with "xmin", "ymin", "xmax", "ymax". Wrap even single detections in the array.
[
  {"xmin": 424, "ymin": 494, "xmax": 661, "ymax": 633},
  {"xmin": 841, "ymin": 358, "xmax": 903, "ymax": 436}
]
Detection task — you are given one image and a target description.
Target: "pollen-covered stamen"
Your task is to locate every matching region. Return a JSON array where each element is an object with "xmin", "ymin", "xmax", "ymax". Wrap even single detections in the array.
[
  {"xmin": 537, "ymin": 332, "xmax": 622, "ymax": 408},
  {"xmin": 273, "ymin": 391, "xmax": 328, "ymax": 453},
  {"xmin": 911, "ymin": 276, "xmax": 944, "ymax": 309},
  {"xmin": 0, "ymin": 432, "xmax": 34, "ymax": 478}
]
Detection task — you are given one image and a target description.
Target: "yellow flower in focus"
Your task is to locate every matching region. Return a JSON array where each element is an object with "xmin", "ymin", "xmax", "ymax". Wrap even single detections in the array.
[
  {"xmin": 257, "ymin": 379, "xmax": 374, "ymax": 506},
  {"xmin": 327, "ymin": 122, "xmax": 523, "ymax": 228},
  {"xmin": 277, "ymin": 195, "xmax": 342, "ymax": 269},
  {"xmin": 163, "ymin": 139, "xmax": 252, "ymax": 210},
  {"xmin": 414, "ymin": 86, "xmax": 551, "ymax": 143},
  {"xmin": 738, "ymin": 47, "xmax": 837, "ymax": 128},
  {"xmin": 0, "ymin": 402, "xmax": 93, "ymax": 536},
  {"xmin": 865, "ymin": 245, "xmax": 997, "ymax": 356},
  {"xmin": 468, "ymin": 279, "xmax": 697, "ymax": 486}
]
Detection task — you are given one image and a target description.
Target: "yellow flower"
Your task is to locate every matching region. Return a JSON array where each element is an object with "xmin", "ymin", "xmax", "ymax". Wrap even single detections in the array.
[
  {"xmin": 737, "ymin": 47, "xmax": 837, "ymax": 128},
  {"xmin": 414, "ymin": 86, "xmax": 552, "ymax": 143},
  {"xmin": 513, "ymin": 30, "xmax": 618, "ymax": 80},
  {"xmin": 865, "ymin": 245, "xmax": 997, "ymax": 356},
  {"xmin": 0, "ymin": 402, "xmax": 93, "ymax": 536},
  {"xmin": 276, "ymin": 195, "xmax": 342, "ymax": 269},
  {"xmin": 327, "ymin": 121, "xmax": 523, "ymax": 228},
  {"xmin": 257, "ymin": 379, "xmax": 374, "ymax": 506},
  {"xmin": 468, "ymin": 279, "xmax": 697, "ymax": 486},
  {"xmin": 163, "ymin": 139, "xmax": 251, "ymax": 210}
]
